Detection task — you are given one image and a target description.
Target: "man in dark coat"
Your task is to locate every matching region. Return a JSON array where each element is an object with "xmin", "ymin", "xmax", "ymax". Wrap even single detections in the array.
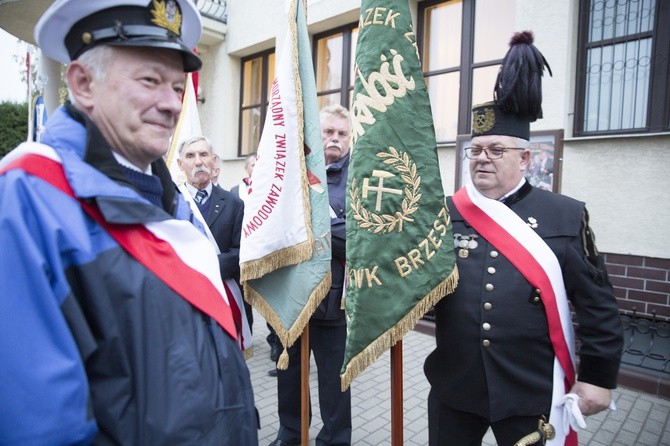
[
  {"xmin": 177, "ymin": 135, "xmax": 244, "ymax": 282},
  {"xmin": 424, "ymin": 32, "xmax": 623, "ymax": 446},
  {"xmin": 177, "ymin": 135, "xmax": 253, "ymax": 345}
]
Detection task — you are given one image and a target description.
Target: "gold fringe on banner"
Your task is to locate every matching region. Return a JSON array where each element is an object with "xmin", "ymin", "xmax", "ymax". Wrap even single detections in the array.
[
  {"xmin": 246, "ymin": 269, "xmax": 332, "ymax": 369},
  {"xmin": 242, "ymin": 346, "xmax": 254, "ymax": 360},
  {"xmin": 240, "ymin": 240, "xmax": 312, "ymax": 282},
  {"xmin": 290, "ymin": 0, "xmax": 315, "ymax": 278},
  {"xmin": 340, "ymin": 267, "xmax": 459, "ymax": 391}
]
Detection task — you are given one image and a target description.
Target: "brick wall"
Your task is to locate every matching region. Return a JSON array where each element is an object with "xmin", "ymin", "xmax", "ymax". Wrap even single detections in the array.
[{"xmin": 605, "ymin": 253, "xmax": 670, "ymax": 322}]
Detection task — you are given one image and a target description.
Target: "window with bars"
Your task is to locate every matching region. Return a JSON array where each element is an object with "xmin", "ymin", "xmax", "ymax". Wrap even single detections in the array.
[
  {"xmin": 575, "ymin": 0, "xmax": 670, "ymax": 135},
  {"xmin": 238, "ymin": 50, "xmax": 275, "ymax": 156}
]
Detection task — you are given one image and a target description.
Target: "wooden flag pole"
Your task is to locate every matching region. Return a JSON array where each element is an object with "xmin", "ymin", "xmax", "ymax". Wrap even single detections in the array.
[
  {"xmin": 391, "ymin": 340, "xmax": 404, "ymax": 445},
  {"xmin": 301, "ymin": 324, "xmax": 310, "ymax": 445}
]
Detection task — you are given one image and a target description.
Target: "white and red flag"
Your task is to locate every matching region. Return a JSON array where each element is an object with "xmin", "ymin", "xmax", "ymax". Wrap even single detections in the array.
[
  {"xmin": 240, "ymin": 0, "xmax": 331, "ymax": 366},
  {"xmin": 165, "ymin": 72, "xmax": 201, "ymax": 185}
]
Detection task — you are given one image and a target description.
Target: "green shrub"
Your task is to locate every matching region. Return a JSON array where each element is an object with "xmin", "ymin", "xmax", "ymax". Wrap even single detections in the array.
[{"xmin": 0, "ymin": 101, "xmax": 29, "ymax": 159}]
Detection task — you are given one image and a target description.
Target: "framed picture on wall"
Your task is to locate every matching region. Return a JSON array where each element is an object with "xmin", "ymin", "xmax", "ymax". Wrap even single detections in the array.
[{"xmin": 455, "ymin": 129, "xmax": 564, "ymax": 193}]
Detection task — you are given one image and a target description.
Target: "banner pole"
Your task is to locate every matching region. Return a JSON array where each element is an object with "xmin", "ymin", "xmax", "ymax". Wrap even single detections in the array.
[
  {"xmin": 301, "ymin": 325, "xmax": 310, "ymax": 445},
  {"xmin": 26, "ymin": 52, "xmax": 33, "ymax": 142},
  {"xmin": 391, "ymin": 340, "xmax": 404, "ymax": 445}
]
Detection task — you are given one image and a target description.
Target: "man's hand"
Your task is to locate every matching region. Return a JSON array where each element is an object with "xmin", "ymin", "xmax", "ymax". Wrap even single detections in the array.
[{"xmin": 570, "ymin": 381, "xmax": 612, "ymax": 416}]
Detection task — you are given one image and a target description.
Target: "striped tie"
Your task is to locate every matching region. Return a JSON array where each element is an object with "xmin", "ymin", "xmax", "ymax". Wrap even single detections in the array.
[{"xmin": 195, "ymin": 189, "xmax": 207, "ymax": 204}]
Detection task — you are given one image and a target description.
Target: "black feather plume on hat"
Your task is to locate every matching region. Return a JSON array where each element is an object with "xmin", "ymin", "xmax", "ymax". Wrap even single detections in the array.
[{"xmin": 494, "ymin": 31, "xmax": 552, "ymax": 123}]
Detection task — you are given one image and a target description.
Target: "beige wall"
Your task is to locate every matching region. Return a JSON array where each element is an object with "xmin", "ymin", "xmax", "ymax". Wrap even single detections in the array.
[
  {"xmin": 199, "ymin": 0, "xmax": 670, "ymax": 259},
  {"xmin": 198, "ymin": 39, "xmax": 242, "ymax": 189},
  {"xmin": 561, "ymin": 136, "xmax": 670, "ymax": 259}
]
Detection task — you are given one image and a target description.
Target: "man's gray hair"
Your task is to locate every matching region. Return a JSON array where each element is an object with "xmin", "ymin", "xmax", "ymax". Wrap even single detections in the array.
[
  {"xmin": 178, "ymin": 135, "xmax": 214, "ymax": 157},
  {"xmin": 320, "ymin": 104, "xmax": 350, "ymax": 128},
  {"xmin": 514, "ymin": 137, "xmax": 531, "ymax": 150},
  {"xmin": 67, "ymin": 45, "xmax": 116, "ymax": 103}
]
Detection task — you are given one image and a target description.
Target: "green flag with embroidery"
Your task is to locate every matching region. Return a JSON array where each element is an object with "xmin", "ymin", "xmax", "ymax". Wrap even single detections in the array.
[{"xmin": 341, "ymin": 0, "xmax": 458, "ymax": 390}]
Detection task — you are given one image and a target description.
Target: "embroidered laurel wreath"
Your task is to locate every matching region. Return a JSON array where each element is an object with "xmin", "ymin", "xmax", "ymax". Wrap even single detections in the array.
[{"xmin": 350, "ymin": 147, "xmax": 421, "ymax": 234}]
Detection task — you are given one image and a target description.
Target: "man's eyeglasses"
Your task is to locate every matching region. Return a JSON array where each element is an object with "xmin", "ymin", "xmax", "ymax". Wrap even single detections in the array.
[{"xmin": 464, "ymin": 146, "xmax": 525, "ymax": 160}]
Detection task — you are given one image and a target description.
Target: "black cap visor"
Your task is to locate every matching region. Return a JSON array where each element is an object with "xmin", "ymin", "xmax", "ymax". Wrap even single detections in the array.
[{"xmin": 64, "ymin": 6, "xmax": 202, "ymax": 72}]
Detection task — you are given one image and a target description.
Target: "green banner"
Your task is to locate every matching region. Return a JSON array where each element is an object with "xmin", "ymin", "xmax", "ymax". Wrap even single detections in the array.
[{"xmin": 341, "ymin": 0, "xmax": 458, "ymax": 390}]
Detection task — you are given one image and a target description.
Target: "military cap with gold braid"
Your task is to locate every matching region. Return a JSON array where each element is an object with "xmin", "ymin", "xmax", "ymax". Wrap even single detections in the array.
[
  {"xmin": 472, "ymin": 31, "xmax": 552, "ymax": 140},
  {"xmin": 35, "ymin": 0, "xmax": 202, "ymax": 72}
]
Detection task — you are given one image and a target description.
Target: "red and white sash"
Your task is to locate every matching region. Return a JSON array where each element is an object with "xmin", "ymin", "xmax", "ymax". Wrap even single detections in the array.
[
  {"xmin": 1, "ymin": 143, "xmax": 240, "ymax": 344},
  {"xmin": 453, "ymin": 183, "xmax": 577, "ymax": 446},
  {"xmin": 178, "ymin": 183, "xmax": 252, "ymax": 352}
]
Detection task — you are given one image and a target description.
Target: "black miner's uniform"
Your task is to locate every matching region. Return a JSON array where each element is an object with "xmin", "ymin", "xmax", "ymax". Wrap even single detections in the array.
[{"xmin": 424, "ymin": 182, "xmax": 623, "ymax": 421}]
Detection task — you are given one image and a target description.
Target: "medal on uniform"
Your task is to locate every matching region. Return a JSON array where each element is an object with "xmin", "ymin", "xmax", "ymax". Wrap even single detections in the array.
[{"xmin": 455, "ymin": 234, "xmax": 478, "ymax": 258}]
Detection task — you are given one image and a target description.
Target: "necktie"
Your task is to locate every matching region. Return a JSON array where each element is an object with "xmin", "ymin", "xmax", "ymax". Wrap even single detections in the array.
[{"xmin": 195, "ymin": 189, "xmax": 208, "ymax": 204}]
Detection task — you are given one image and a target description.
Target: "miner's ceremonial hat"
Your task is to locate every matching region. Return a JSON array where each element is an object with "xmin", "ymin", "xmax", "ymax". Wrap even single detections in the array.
[
  {"xmin": 35, "ymin": 0, "xmax": 203, "ymax": 72},
  {"xmin": 471, "ymin": 31, "xmax": 552, "ymax": 141}
]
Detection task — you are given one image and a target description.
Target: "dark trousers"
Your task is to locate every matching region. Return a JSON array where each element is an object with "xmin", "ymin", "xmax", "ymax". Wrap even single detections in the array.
[
  {"xmin": 267, "ymin": 324, "xmax": 279, "ymax": 347},
  {"xmin": 244, "ymin": 302, "xmax": 254, "ymax": 333},
  {"xmin": 428, "ymin": 389, "xmax": 545, "ymax": 446},
  {"xmin": 276, "ymin": 321, "xmax": 351, "ymax": 446}
]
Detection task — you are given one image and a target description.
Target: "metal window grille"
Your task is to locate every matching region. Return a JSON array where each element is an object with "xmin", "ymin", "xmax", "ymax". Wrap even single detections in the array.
[
  {"xmin": 582, "ymin": 0, "xmax": 655, "ymax": 132},
  {"xmin": 198, "ymin": 0, "xmax": 227, "ymax": 23}
]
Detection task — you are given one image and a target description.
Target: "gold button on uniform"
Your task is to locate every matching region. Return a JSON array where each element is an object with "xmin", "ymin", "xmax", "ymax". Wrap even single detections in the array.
[
  {"xmin": 485, "ymin": 283, "xmax": 494, "ymax": 291},
  {"xmin": 484, "ymin": 302, "xmax": 492, "ymax": 310},
  {"xmin": 490, "ymin": 251, "xmax": 499, "ymax": 258},
  {"xmin": 487, "ymin": 267, "xmax": 496, "ymax": 274},
  {"xmin": 482, "ymin": 340, "xmax": 491, "ymax": 347},
  {"xmin": 483, "ymin": 323, "xmax": 491, "ymax": 331}
]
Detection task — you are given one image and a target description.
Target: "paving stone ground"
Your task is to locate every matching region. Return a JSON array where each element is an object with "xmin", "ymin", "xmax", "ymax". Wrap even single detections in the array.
[{"xmin": 247, "ymin": 310, "xmax": 670, "ymax": 445}]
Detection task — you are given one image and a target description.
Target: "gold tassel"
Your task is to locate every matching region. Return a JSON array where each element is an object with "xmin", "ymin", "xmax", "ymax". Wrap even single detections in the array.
[
  {"xmin": 242, "ymin": 346, "xmax": 254, "ymax": 361},
  {"xmin": 277, "ymin": 348, "xmax": 290, "ymax": 370}
]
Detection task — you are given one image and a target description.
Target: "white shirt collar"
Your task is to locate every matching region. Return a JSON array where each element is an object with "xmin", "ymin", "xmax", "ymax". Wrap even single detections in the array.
[{"xmin": 184, "ymin": 182, "xmax": 213, "ymax": 200}]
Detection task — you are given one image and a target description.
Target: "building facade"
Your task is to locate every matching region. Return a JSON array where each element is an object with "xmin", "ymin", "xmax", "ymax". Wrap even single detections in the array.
[
  {"xmin": 200, "ymin": 0, "xmax": 670, "ymax": 322},
  {"xmin": 1, "ymin": 0, "xmax": 668, "ymax": 388}
]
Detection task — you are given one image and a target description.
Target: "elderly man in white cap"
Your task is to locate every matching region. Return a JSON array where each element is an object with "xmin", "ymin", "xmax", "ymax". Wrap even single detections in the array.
[{"xmin": 0, "ymin": 1, "xmax": 258, "ymax": 444}]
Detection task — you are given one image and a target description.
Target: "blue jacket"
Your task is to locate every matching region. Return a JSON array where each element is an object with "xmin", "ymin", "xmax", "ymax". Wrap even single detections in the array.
[{"xmin": 0, "ymin": 105, "xmax": 257, "ymax": 445}]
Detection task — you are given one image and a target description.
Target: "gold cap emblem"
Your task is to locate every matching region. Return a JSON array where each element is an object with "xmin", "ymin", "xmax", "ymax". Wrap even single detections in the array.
[
  {"xmin": 473, "ymin": 106, "xmax": 496, "ymax": 135},
  {"xmin": 150, "ymin": 0, "xmax": 182, "ymax": 36}
]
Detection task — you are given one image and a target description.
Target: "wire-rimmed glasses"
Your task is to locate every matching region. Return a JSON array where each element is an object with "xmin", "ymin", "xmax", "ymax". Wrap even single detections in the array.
[{"xmin": 464, "ymin": 146, "xmax": 526, "ymax": 159}]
